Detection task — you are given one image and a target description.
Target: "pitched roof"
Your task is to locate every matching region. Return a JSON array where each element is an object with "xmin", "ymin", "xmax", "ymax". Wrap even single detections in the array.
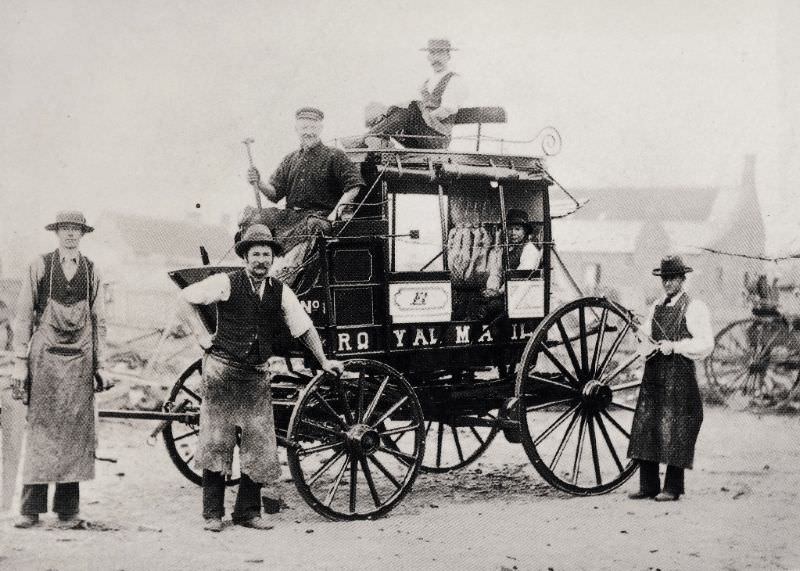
[
  {"xmin": 102, "ymin": 212, "xmax": 234, "ymax": 263},
  {"xmin": 566, "ymin": 187, "xmax": 718, "ymax": 221},
  {"xmin": 552, "ymin": 220, "xmax": 645, "ymax": 253}
]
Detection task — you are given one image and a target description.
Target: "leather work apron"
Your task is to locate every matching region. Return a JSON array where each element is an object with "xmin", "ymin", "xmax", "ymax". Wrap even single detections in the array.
[
  {"xmin": 22, "ymin": 260, "xmax": 96, "ymax": 484},
  {"xmin": 195, "ymin": 352, "xmax": 281, "ymax": 484}
]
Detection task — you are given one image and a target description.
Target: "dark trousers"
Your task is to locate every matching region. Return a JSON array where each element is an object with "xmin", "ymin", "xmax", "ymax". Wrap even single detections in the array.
[
  {"xmin": 638, "ymin": 460, "xmax": 685, "ymax": 495},
  {"xmin": 21, "ymin": 482, "xmax": 80, "ymax": 516},
  {"xmin": 202, "ymin": 470, "xmax": 262, "ymax": 521},
  {"xmin": 368, "ymin": 102, "xmax": 450, "ymax": 149}
]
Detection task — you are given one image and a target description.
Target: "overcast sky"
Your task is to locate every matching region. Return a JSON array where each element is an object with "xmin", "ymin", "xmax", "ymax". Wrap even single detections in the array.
[{"xmin": 1, "ymin": 0, "xmax": 798, "ymax": 270}]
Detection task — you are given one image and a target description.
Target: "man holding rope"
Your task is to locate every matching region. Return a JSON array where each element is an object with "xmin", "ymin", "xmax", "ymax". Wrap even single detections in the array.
[
  {"xmin": 244, "ymin": 107, "xmax": 364, "ymax": 283},
  {"xmin": 627, "ymin": 255, "xmax": 714, "ymax": 501}
]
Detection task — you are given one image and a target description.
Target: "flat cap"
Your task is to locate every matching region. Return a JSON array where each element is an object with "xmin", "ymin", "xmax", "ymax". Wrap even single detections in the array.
[{"xmin": 295, "ymin": 107, "xmax": 324, "ymax": 121}]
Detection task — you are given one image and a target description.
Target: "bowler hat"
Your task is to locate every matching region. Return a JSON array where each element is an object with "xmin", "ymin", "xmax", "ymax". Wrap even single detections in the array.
[
  {"xmin": 234, "ymin": 224, "xmax": 284, "ymax": 258},
  {"xmin": 420, "ymin": 38, "xmax": 457, "ymax": 52},
  {"xmin": 44, "ymin": 210, "xmax": 94, "ymax": 233},
  {"xmin": 295, "ymin": 107, "xmax": 324, "ymax": 121},
  {"xmin": 506, "ymin": 209, "xmax": 539, "ymax": 234},
  {"xmin": 652, "ymin": 255, "xmax": 693, "ymax": 277}
]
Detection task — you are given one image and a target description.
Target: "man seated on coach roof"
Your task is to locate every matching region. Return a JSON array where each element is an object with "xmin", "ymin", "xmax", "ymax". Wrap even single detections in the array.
[
  {"xmin": 350, "ymin": 38, "xmax": 468, "ymax": 149},
  {"xmin": 244, "ymin": 107, "xmax": 364, "ymax": 283},
  {"xmin": 180, "ymin": 224, "xmax": 344, "ymax": 532}
]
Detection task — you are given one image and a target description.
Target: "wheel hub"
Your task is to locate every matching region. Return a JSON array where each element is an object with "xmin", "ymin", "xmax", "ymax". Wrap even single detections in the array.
[
  {"xmin": 345, "ymin": 424, "xmax": 381, "ymax": 456},
  {"xmin": 581, "ymin": 380, "xmax": 613, "ymax": 411}
]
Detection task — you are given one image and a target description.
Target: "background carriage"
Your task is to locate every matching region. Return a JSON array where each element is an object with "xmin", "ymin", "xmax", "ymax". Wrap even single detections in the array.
[{"xmin": 704, "ymin": 271, "xmax": 800, "ymax": 410}]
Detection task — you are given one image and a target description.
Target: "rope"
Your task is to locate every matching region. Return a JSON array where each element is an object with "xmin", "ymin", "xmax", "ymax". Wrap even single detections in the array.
[{"xmin": 688, "ymin": 245, "xmax": 800, "ymax": 263}]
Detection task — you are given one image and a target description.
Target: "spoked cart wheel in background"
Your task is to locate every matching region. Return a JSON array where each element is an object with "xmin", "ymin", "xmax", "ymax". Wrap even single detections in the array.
[
  {"xmin": 286, "ymin": 359, "xmax": 425, "ymax": 521},
  {"xmin": 515, "ymin": 297, "xmax": 643, "ymax": 495},
  {"xmin": 162, "ymin": 358, "xmax": 241, "ymax": 487},
  {"xmin": 705, "ymin": 317, "xmax": 800, "ymax": 410},
  {"xmin": 420, "ymin": 412, "xmax": 500, "ymax": 473}
]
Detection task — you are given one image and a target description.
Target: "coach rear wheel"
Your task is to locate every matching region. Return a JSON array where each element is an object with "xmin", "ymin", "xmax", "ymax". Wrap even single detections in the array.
[
  {"xmin": 162, "ymin": 358, "xmax": 241, "ymax": 487},
  {"xmin": 286, "ymin": 359, "xmax": 425, "ymax": 520},
  {"xmin": 705, "ymin": 318, "xmax": 799, "ymax": 410},
  {"xmin": 516, "ymin": 297, "xmax": 642, "ymax": 495},
  {"xmin": 420, "ymin": 412, "xmax": 500, "ymax": 473}
]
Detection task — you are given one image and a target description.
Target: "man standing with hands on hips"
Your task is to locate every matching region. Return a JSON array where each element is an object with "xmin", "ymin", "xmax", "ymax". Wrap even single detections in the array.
[
  {"xmin": 628, "ymin": 255, "xmax": 714, "ymax": 501},
  {"xmin": 180, "ymin": 224, "xmax": 343, "ymax": 532},
  {"xmin": 10, "ymin": 211, "xmax": 107, "ymax": 529}
]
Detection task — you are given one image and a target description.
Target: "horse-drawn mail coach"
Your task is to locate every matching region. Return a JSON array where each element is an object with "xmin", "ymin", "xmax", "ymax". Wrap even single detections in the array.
[{"xmin": 150, "ymin": 108, "xmax": 648, "ymax": 520}]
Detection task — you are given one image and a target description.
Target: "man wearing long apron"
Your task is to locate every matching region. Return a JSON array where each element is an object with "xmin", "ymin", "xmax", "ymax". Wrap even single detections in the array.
[
  {"xmin": 627, "ymin": 256, "xmax": 714, "ymax": 501},
  {"xmin": 10, "ymin": 211, "xmax": 107, "ymax": 528},
  {"xmin": 180, "ymin": 224, "xmax": 343, "ymax": 532}
]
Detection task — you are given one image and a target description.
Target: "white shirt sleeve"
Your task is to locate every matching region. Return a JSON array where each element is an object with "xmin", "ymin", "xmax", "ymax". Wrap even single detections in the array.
[
  {"xmin": 673, "ymin": 299, "xmax": 715, "ymax": 360},
  {"xmin": 180, "ymin": 273, "xmax": 231, "ymax": 305},
  {"xmin": 438, "ymin": 74, "xmax": 468, "ymax": 116},
  {"xmin": 517, "ymin": 242, "xmax": 541, "ymax": 271},
  {"xmin": 281, "ymin": 285, "xmax": 314, "ymax": 338}
]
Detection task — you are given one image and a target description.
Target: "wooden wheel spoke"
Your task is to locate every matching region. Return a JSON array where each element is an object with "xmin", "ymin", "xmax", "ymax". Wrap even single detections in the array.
[
  {"xmin": 596, "ymin": 321, "xmax": 632, "ymax": 379},
  {"xmin": 608, "ymin": 401, "xmax": 637, "ymax": 413},
  {"xmin": 590, "ymin": 308, "xmax": 609, "ymax": 377},
  {"xmin": 307, "ymin": 449, "xmax": 346, "ymax": 486},
  {"xmin": 310, "ymin": 392, "xmax": 348, "ymax": 430},
  {"xmin": 600, "ymin": 353, "xmax": 641, "ymax": 386},
  {"xmin": 323, "ymin": 454, "xmax": 349, "ymax": 507},
  {"xmin": 348, "ymin": 456, "xmax": 358, "ymax": 513},
  {"xmin": 378, "ymin": 445, "xmax": 416, "ymax": 467},
  {"xmin": 599, "ymin": 409, "xmax": 630, "ymax": 439},
  {"xmin": 571, "ymin": 413, "xmax": 587, "ymax": 485},
  {"xmin": 357, "ymin": 371, "xmax": 366, "ymax": 422},
  {"xmin": 369, "ymin": 396, "xmax": 409, "ymax": 428},
  {"xmin": 359, "ymin": 457, "xmax": 382, "ymax": 508},
  {"xmin": 556, "ymin": 318, "xmax": 583, "ymax": 381},
  {"xmin": 335, "ymin": 379, "xmax": 356, "ymax": 426},
  {"xmin": 529, "ymin": 373, "xmax": 580, "ymax": 393},
  {"xmin": 611, "ymin": 380, "xmax": 642, "ymax": 392},
  {"xmin": 579, "ymin": 307, "xmax": 590, "ymax": 379},
  {"xmin": 180, "ymin": 385, "xmax": 201, "ymax": 402},
  {"xmin": 586, "ymin": 415, "xmax": 602, "ymax": 485},
  {"xmin": 469, "ymin": 426, "xmax": 486, "ymax": 446},
  {"xmin": 593, "ymin": 412, "xmax": 624, "ymax": 472},
  {"xmin": 172, "ymin": 429, "xmax": 199, "ymax": 442},
  {"xmin": 298, "ymin": 440, "xmax": 344, "ymax": 457},
  {"xmin": 538, "ymin": 344, "xmax": 581, "ymax": 387},
  {"xmin": 363, "ymin": 375, "xmax": 390, "ymax": 424},
  {"xmin": 451, "ymin": 426, "xmax": 465, "ymax": 463},
  {"xmin": 436, "ymin": 423, "xmax": 444, "ymax": 467},
  {"xmin": 525, "ymin": 396, "xmax": 578, "ymax": 412},
  {"xmin": 378, "ymin": 423, "xmax": 420, "ymax": 437},
  {"xmin": 368, "ymin": 456, "xmax": 401, "ymax": 489},
  {"xmin": 549, "ymin": 408, "xmax": 581, "ymax": 471},
  {"xmin": 534, "ymin": 402, "xmax": 581, "ymax": 446},
  {"xmin": 300, "ymin": 418, "xmax": 344, "ymax": 437}
]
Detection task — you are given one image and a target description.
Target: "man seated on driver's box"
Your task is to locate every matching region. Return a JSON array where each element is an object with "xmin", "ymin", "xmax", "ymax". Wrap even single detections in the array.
[{"xmin": 180, "ymin": 224, "xmax": 344, "ymax": 532}]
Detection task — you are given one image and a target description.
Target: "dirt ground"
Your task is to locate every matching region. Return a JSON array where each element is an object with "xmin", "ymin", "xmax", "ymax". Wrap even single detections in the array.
[{"xmin": 0, "ymin": 405, "xmax": 798, "ymax": 571}]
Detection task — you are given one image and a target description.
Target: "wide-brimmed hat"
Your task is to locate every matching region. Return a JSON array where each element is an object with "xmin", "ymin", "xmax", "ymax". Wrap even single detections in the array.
[
  {"xmin": 234, "ymin": 224, "xmax": 284, "ymax": 258},
  {"xmin": 44, "ymin": 210, "xmax": 94, "ymax": 233},
  {"xmin": 420, "ymin": 38, "xmax": 457, "ymax": 52},
  {"xmin": 506, "ymin": 209, "xmax": 540, "ymax": 233},
  {"xmin": 652, "ymin": 255, "xmax": 693, "ymax": 277},
  {"xmin": 295, "ymin": 107, "xmax": 324, "ymax": 121}
]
